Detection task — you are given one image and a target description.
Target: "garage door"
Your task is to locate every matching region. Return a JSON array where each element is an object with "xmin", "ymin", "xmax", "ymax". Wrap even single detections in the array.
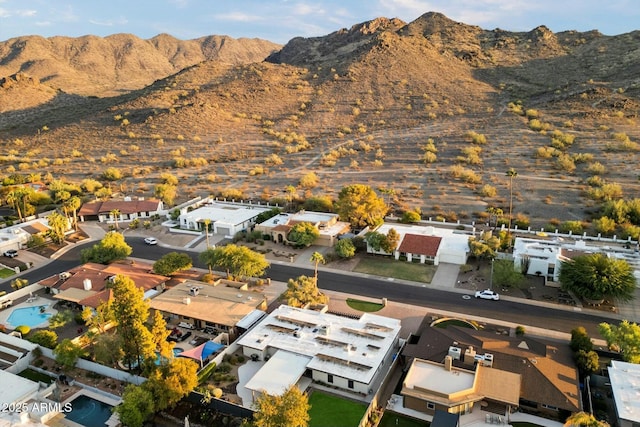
[{"xmin": 215, "ymin": 226, "xmax": 231, "ymax": 236}]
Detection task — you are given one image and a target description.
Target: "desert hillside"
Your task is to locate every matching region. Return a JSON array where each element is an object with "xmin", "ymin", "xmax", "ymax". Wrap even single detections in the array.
[{"xmin": 0, "ymin": 12, "xmax": 638, "ymax": 231}]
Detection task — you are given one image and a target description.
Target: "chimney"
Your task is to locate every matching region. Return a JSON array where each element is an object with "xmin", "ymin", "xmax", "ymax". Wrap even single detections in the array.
[
  {"xmin": 464, "ymin": 346, "xmax": 476, "ymax": 364},
  {"xmin": 183, "ymin": 297, "xmax": 191, "ymax": 305},
  {"xmin": 444, "ymin": 355, "xmax": 453, "ymax": 371},
  {"xmin": 83, "ymin": 279, "xmax": 92, "ymax": 291}
]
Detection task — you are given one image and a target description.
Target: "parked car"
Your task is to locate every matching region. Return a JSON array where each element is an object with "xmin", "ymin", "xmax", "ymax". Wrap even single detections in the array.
[
  {"xmin": 3, "ymin": 249, "xmax": 18, "ymax": 258},
  {"xmin": 475, "ymin": 289, "xmax": 500, "ymax": 301},
  {"xmin": 144, "ymin": 237, "xmax": 158, "ymax": 245}
]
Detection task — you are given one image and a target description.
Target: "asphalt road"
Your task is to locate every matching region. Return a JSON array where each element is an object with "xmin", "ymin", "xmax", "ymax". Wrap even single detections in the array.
[{"xmin": 10, "ymin": 237, "xmax": 614, "ymax": 337}]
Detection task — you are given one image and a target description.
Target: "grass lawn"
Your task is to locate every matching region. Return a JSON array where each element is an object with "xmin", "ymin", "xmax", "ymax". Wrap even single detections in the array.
[
  {"xmin": 346, "ymin": 298, "xmax": 384, "ymax": 312},
  {"xmin": 308, "ymin": 391, "xmax": 367, "ymax": 427},
  {"xmin": 433, "ymin": 318, "xmax": 477, "ymax": 329},
  {"xmin": 379, "ymin": 412, "xmax": 429, "ymax": 427},
  {"xmin": 354, "ymin": 256, "xmax": 436, "ymax": 283},
  {"xmin": 0, "ymin": 268, "xmax": 15, "ymax": 278},
  {"xmin": 18, "ymin": 368, "xmax": 55, "ymax": 384}
]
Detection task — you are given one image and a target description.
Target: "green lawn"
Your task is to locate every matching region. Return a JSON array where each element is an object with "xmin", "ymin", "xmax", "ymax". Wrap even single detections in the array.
[
  {"xmin": 308, "ymin": 391, "xmax": 367, "ymax": 427},
  {"xmin": 0, "ymin": 268, "xmax": 15, "ymax": 278},
  {"xmin": 346, "ymin": 298, "xmax": 384, "ymax": 312},
  {"xmin": 379, "ymin": 412, "xmax": 429, "ymax": 427},
  {"xmin": 432, "ymin": 318, "xmax": 477, "ymax": 329},
  {"xmin": 354, "ymin": 256, "xmax": 436, "ymax": 283},
  {"xmin": 17, "ymin": 368, "xmax": 55, "ymax": 384}
]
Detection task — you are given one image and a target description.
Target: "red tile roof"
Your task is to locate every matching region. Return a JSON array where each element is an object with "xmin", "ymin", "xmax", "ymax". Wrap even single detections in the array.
[
  {"xmin": 398, "ymin": 234, "xmax": 442, "ymax": 257},
  {"xmin": 78, "ymin": 199, "xmax": 161, "ymax": 216}
]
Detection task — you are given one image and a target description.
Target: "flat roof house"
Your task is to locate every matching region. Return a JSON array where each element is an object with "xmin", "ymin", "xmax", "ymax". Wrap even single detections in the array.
[
  {"xmin": 237, "ymin": 305, "xmax": 401, "ymax": 401},
  {"xmin": 149, "ymin": 280, "xmax": 267, "ymax": 340},
  {"xmin": 255, "ymin": 210, "xmax": 350, "ymax": 247},
  {"xmin": 608, "ymin": 360, "xmax": 640, "ymax": 427},
  {"xmin": 178, "ymin": 201, "xmax": 271, "ymax": 237},
  {"xmin": 39, "ymin": 262, "xmax": 169, "ymax": 308}
]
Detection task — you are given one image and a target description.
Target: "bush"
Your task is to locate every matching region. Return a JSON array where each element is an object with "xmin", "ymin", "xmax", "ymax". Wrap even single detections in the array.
[
  {"xmin": 27, "ymin": 330, "xmax": 58, "ymax": 349},
  {"xmin": 33, "ymin": 358, "xmax": 44, "ymax": 367},
  {"xmin": 218, "ymin": 363, "xmax": 232, "ymax": 373},
  {"xmin": 515, "ymin": 326, "xmax": 526, "ymax": 336},
  {"xmin": 197, "ymin": 361, "xmax": 217, "ymax": 384}
]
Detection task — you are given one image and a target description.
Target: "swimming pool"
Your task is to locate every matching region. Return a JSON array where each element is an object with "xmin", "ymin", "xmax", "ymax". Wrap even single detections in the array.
[
  {"xmin": 6, "ymin": 305, "xmax": 52, "ymax": 328},
  {"xmin": 65, "ymin": 395, "xmax": 114, "ymax": 427},
  {"xmin": 155, "ymin": 347, "xmax": 184, "ymax": 365}
]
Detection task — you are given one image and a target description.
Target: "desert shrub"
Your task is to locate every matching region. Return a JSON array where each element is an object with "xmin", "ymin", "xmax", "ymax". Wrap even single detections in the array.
[
  {"xmin": 479, "ymin": 184, "xmax": 497, "ymax": 197},
  {"xmin": 586, "ymin": 176, "xmax": 605, "ymax": 187},
  {"xmin": 422, "ymin": 151, "xmax": 437, "ymax": 163},
  {"xmin": 535, "ymin": 146, "xmax": 557, "ymax": 158},
  {"xmin": 593, "ymin": 216, "xmax": 617, "ymax": 235},
  {"xmin": 587, "ymin": 182, "xmax": 623, "ymax": 201},
  {"xmin": 464, "ymin": 131, "xmax": 487, "ymax": 144},
  {"xmin": 559, "ymin": 220, "xmax": 584, "ymax": 234},
  {"xmin": 556, "ymin": 154, "xmax": 576, "ymax": 172},
  {"xmin": 586, "ymin": 162, "xmax": 606, "ymax": 175}
]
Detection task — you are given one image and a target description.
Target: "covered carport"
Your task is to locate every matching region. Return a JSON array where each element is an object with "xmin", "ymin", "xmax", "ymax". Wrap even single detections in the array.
[{"xmin": 243, "ymin": 350, "xmax": 312, "ymax": 403}]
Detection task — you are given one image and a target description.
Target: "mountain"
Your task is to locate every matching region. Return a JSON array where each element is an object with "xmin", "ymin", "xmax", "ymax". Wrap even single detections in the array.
[
  {"xmin": 0, "ymin": 12, "xmax": 638, "ymax": 228},
  {"xmin": 0, "ymin": 34, "xmax": 280, "ymax": 96}
]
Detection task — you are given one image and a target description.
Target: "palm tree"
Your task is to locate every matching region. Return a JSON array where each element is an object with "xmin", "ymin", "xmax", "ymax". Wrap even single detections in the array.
[
  {"xmin": 564, "ymin": 411, "xmax": 609, "ymax": 427},
  {"xmin": 110, "ymin": 209, "xmax": 121, "ymax": 230},
  {"xmin": 506, "ymin": 168, "xmax": 518, "ymax": 232},
  {"xmin": 6, "ymin": 190, "xmax": 22, "ymax": 222},
  {"xmin": 310, "ymin": 251, "xmax": 325, "ymax": 285},
  {"xmin": 203, "ymin": 219, "xmax": 211, "ymax": 249},
  {"xmin": 65, "ymin": 196, "xmax": 82, "ymax": 231}
]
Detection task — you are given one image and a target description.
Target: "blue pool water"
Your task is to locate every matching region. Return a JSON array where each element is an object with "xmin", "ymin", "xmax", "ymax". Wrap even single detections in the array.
[
  {"xmin": 65, "ymin": 395, "xmax": 113, "ymax": 427},
  {"xmin": 7, "ymin": 305, "xmax": 52, "ymax": 328}
]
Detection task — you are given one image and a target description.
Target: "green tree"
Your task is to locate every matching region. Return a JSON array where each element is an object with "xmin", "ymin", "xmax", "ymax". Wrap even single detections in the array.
[
  {"xmin": 381, "ymin": 228, "xmax": 400, "ymax": 253},
  {"xmin": 81, "ymin": 301, "xmax": 114, "ymax": 334},
  {"xmin": 302, "ymin": 196, "xmax": 334, "ymax": 212},
  {"xmin": 564, "ymin": 411, "xmax": 610, "ymax": 427},
  {"xmin": 150, "ymin": 310, "xmax": 174, "ymax": 363},
  {"xmin": 310, "ymin": 252, "xmax": 325, "ymax": 284},
  {"xmin": 254, "ymin": 207, "xmax": 281, "ymax": 224},
  {"xmin": 111, "ymin": 275, "xmax": 155, "ymax": 370},
  {"xmin": 335, "ymin": 184, "xmax": 388, "ymax": 229},
  {"xmin": 283, "ymin": 275, "xmax": 328, "ymax": 308},
  {"xmin": 593, "ymin": 216, "xmax": 617, "ymax": 235},
  {"xmin": 153, "ymin": 252, "xmax": 193, "ymax": 276},
  {"xmin": 570, "ymin": 327, "xmax": 594, "ymax": 353},
  {"xmin": 49, "ymin": 310, "xmax": 74, "ymax": 329},
  {"xmin": 144, "ymin": 358, "xmax": 199, "ymax": 411},
  {"xmin": 365, "ymin": 231, "xmax": 386, "ymax": 252},
  {"xmin": 492, "ymin": 259, "xmax": 524, "ymax": 289},
  {"xmin": 46, "ymin": 211, "xmax": 68, "ymax": 244},
  {"xmin": 199, "ymin": 244, "xmax": 269, "ymax": 280},
  {"xmin": 114, "ymin": 384, "xmax": 155, "ymax": 427},
  {"xmin": 102, "ymin": 167, "xmax": 122, "ymax": 181},
  {"xmin": 559, "ymin": 253, "xmax": 636, "ymax": 302},
  {"xmin": 599, "ymin": 321, "xmax": 640, "ymax": 363},
  {"xmin": 334, "ymin": 238, "xmax": 356, "ymax": 259},
  {"xmin": 154, "ymin": 183, "xmax": 177, "ymax": 206},
  {"xmin": 574, "ymin": 349, "xmax": 599, "ymax": 375},
  {"xmin": 287, "ymin": 222, "xmax": 319, "ymax": 247},
  {"xmin": 64, "ymin": 196, "xmax": 82, "ymax": 231},
  {"xmin": 81, "ymin": 231, "xmax": 132, "ymax": 264},
  {"xmin": 253, "ymin": 385, "xmax": 310, "ymax": 427},
  {"xmin": 401, "ymin": 209, "xmax": 421, "ymax": 224},
  {"xmin": 468, "ymin": 231, "xmax": 501, "ymax": 259},
  {"xmin": 93, "ymin": 334, "xmax": 124, "ymax": 366},
  {"xmin": 53, "ymin": 339, "xmax": 86, "ymax": 370},
  {"xmin": 27, "ymin": 330, "xmax": 58, "ymax": 349},
  {"xmin": 10, "ymin": 278, "xmax": 28, "ymax": 291}
]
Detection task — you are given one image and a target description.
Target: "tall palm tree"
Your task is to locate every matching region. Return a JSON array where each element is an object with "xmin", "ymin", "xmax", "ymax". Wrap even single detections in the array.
[
  {"xmin": 110, "ymin": 209, "xmax": 121, "ymax": 230},
  {"xmin": 65, "ymin": 196, "xmax": 82, "ymax": 231},
  {"xmin": 311, "ymin": 251, "xmax": 325, "ymax": 285},
  {"xmin": 506, "ymin": 168, "xmax": 518, "ymax": 232},
  {"xmin": 6, "ymin": 190, "xmax": 22, "ymax": 222},
  {"xmin": 203, "ymin": 219, "xmax": 211, "ymax": 249}
]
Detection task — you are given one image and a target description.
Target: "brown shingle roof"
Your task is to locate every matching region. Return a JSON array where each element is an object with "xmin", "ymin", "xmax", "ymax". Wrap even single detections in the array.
[
  {"xmin": 398, "ymin": 234, "xmax": 442, "ymax": 257},
  {"xmin": 402, "ymin": 324, "xmax": 580, "ymax": 412},
  {"xmin": 78, "ymin": 199, "xmax": 161, "ymax": 216}
]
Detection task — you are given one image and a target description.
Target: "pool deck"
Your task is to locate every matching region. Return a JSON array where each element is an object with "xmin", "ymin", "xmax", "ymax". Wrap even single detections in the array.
[
  {"xmin": 57, "ymin": 388, "xmax": 121, "ymax": 427},
  {"xmin": 0, "ymin": 294, "xmax": 58, "ymax": 330}
]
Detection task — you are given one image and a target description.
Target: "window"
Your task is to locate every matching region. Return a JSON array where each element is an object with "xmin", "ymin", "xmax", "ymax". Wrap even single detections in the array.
[
  {"xmin": 348, "ymin": 380, "xmax": 354, "ymax": 389},
  {"xmin": 427, "ymin": 402, "xmax": 435, "ymax": 410},
  {"xmin": 327, "ymin": 374, "xmax": 333, "ymax": 384}
]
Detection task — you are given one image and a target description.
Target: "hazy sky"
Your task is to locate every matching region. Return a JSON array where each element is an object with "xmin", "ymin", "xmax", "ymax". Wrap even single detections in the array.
[{"xmin": 0, "ymin": 0, "xmax": 636, "ymax": 44}]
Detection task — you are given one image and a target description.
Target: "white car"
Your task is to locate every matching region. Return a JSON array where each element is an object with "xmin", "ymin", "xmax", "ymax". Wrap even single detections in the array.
[
  {"xmin": 144, "ymin": 237, "xmax": 158, "ymax": 245},
  {"xmin": 475, "ymin": 289, "xmax": 500, "ymax": 301}
]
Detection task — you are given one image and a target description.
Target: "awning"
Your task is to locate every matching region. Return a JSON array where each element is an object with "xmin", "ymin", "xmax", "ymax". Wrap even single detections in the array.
[
  {"xmin": 179, "ymin": 341, "xmax": 225, "ymax": 367},
  {"xmin": 244, "ymin": 350, "xmax": 311, "ymax": 396}
]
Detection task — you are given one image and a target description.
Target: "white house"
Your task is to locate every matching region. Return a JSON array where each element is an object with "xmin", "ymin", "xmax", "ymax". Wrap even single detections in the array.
[
  {"xmin": 608, "ymin": 360, "xmax": 640, "ymax": 427},
  {"xmin": 178, "ymin": 201, "xmax": 271, "ymax": 237},
  {"xmin": 513, "ymin": 237, "xmax": 640, "ymax": 282},
  {"xmin": 237, "ymin": 305, "xmax": 401, "ymax": 400},
  {"xmin": 0, "ymin": 218, "xmax": 51, "ymax": 253},
  {"xmin": 367, "ymin": 223, "xmax": 470, "ymax": 265},
  {"xmin": 255, "ymin": 210, "xmax": 350, "ymax": 247},
  {"xmin": 78, "ymin": 198, "xmax": 164, "ymax": 223}
]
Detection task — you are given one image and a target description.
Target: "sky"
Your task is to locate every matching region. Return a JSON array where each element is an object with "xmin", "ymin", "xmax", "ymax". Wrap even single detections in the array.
[{"xmin": 0, "ymin": 0, "xmax": 637, "ymax": 45}]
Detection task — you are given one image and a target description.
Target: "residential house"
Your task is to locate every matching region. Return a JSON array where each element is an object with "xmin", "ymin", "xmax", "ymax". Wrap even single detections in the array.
[
  {"xmin": 148, "ymin": 279, "xmax": 268, "ymax": 341},
  {"xmin": 0, "ymin": 218, "xmax": 51, "ymax": 253},
  {"xmin": 177, "ymin": 201, "xmax": 271, "ymax": 236},
  {"xmin": 39, "ymin": 262, "xmax": 169, "ymax": 309},
  {"xmin": 236, "ymin": 305, "xmax": 401, "ymax": 401},
  {"xmin": 402, "ymin": 323, "xmax": 581, "ymax": 419},
  {"xmin": 608, "ymin": 360, "xmax": 640, "ymax": 427},
  {"xmin": 367, "ymin": 224, "xmax": 470, "ymax": 265},
  {"xmin": 513, "ymin": 237, "xmax": 640, "ymax": 282},
  {"xmin": 255, "ymin": 210, "xmax": 350, "ymax": 247},
  {"xmin": 401, "ymin": 356, "xmax": 520, "ymax": 417},
  {"xmin": 78, "ymin": 198, "xmax": 163, "ymax": 224}
]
